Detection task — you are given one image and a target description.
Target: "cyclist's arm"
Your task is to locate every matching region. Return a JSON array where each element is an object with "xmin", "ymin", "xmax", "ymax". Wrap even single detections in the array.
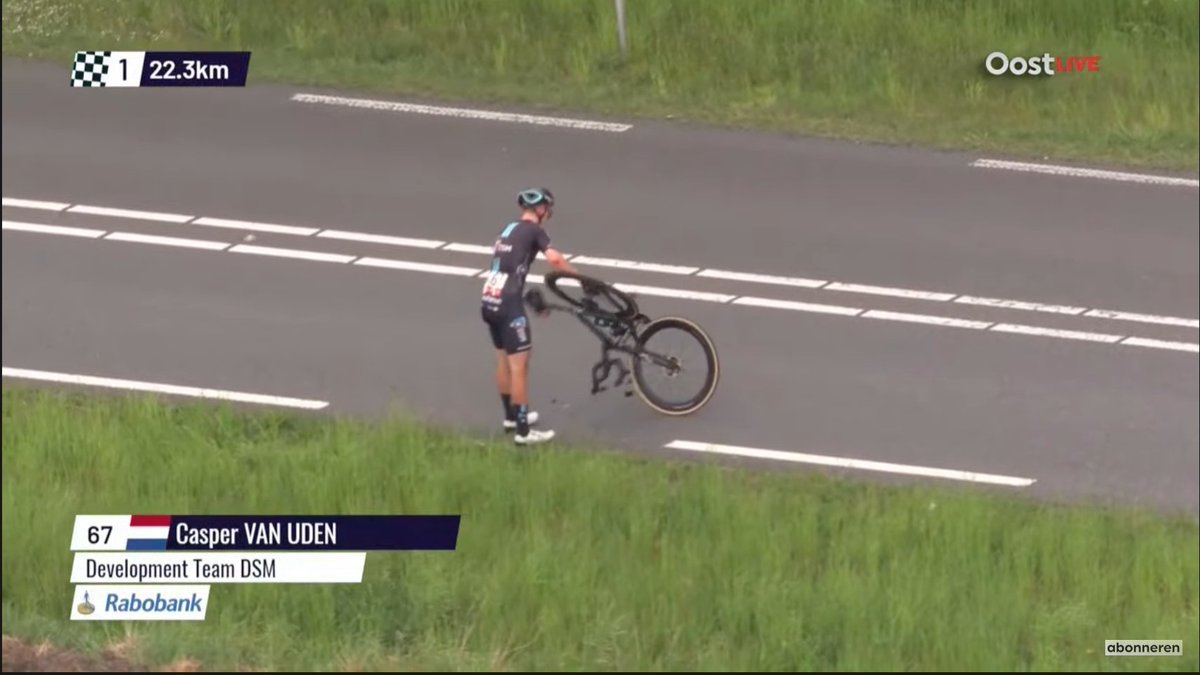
[{"xmin": 544, "ymin": 247, "xmax": 577, "ymax": 274}]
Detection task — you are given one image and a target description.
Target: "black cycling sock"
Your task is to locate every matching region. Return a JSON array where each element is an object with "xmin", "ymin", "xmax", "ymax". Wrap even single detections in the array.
[
  {"xmin": 515, "ymin": 404, "xmax": 530, "ymax": 437},
  {"xmin": 501, "ymin": 393, "xmax": 515, "ymax": 422}
]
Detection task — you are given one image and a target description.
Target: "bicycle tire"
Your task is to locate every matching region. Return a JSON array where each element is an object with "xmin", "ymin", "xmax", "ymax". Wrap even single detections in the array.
[
  {"xmin": 631, "ymin": 316, "xmax": 719, "ymax": 416},
  {"xmin": 544, "ymin": 270, "xmax": 639, "ymax": 319}
]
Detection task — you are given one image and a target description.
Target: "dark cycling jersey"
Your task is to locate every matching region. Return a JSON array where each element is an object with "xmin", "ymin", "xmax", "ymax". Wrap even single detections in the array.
[{"xmin": 480, "ymin": 219, "xmax": 550, "ymax": 313}]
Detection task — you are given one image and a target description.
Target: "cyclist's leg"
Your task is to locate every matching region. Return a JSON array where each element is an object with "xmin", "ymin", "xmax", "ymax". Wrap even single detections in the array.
[
  {"xmin": 507, "ymin": 348, "xmax": 529, "ymax": 428},
  {"xmin": 502, "ymin": 313, "xmax": 551, "ymax": 443},
  {"xmin": 494, "ymin": 348, "xmax": 514, "ymax": 422},
  {"xmin": 505, "ymin": 313, "xmax": 533, "ymax": 433},
  {"xmin": 484, "ymin": 307, "xmax": 519, "ymax": 427}
]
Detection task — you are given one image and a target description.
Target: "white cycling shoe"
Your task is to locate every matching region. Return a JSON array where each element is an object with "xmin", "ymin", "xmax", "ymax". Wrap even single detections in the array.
[
  {"xmin": 514, "ymin": 428, "xmax": 556, "ymax": 445},
  {"xmin": 503, "ymin": 410, "xmax": 539, "ymax": 431}
]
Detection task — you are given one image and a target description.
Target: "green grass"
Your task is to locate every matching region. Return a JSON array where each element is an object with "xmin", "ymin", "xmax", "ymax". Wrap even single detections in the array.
[
  {"xmin": 2, "ymin": 386, "xmax": 1198, "ymax": 671},
  {"xmin": 3, "ymin": 0, "xmax": 1197, "ymax": 171}
]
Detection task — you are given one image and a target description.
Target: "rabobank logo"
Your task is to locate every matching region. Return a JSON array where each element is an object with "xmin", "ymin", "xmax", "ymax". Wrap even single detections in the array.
[
  {"xmin": 70, "ymin": 584, "xmax": 211, "ymax": 621},
  {"xmin": 76, "ymin": 591, "xmax": 96, "ymax": 615}
]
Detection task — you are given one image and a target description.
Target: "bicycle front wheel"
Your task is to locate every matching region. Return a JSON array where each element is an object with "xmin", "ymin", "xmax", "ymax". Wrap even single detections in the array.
[{"xmin": 631, "ymin": 317, "xmax": 719, "ymax": 416}]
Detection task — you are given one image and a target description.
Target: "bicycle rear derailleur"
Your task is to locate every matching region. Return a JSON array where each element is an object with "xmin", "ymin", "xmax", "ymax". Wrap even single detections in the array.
[{"xmin": 591, "ymin": 349, "xmax": 634, "ymax": 397}]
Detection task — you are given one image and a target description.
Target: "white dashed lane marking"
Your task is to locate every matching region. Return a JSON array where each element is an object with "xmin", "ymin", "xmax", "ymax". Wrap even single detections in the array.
[
  {"xmin": 3, "ymin": 207, "xmax": 1197, "ymax": 355},
  {"xmin": 6, "ymin": 195, "xmax": 1194, "ymax": 330},
  {"xmin": 5, "ymin": 217, "xmax": 1196, "ymax": 355}
]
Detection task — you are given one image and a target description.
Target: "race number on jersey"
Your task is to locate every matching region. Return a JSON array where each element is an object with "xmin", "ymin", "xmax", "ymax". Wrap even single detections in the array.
[{"xmin": 481, "ymin": 270, "xmax": 509, "ymax": 304}]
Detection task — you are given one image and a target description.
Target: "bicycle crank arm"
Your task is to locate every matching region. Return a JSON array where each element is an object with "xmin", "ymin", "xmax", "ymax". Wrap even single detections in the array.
[
  {"xmin": 590, "ymin": 355, "xmax": 635, "ymax": 397},
  {"xmin": 590, "ymin": 359, "xmax": 613, "ymax": 394}
]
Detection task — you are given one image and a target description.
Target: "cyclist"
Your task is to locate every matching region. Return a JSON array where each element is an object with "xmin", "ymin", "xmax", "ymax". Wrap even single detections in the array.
[{"xmin": 480, "ymin": 187, "xmax": 578, "ymax": 444}]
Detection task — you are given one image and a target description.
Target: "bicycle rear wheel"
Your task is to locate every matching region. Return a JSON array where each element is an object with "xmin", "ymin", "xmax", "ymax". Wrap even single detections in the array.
[{"xmin": 631, "ymin": 317, "xmax": 719, "ymax": 415}]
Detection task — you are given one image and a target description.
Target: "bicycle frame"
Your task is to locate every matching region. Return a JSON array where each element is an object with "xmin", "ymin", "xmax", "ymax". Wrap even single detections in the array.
[
  {"xmin": 539, "ymin": 297, "xmax": 676, "ymax": 396},
  {"xmin": 525, "ymin": 270, "xmax": 719, "ymax": 416}
]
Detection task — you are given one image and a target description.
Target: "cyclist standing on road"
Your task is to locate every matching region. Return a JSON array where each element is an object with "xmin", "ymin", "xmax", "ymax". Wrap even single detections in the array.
[{"xmin": 480, "ymin": 187, "xmax": 578, "ymax": 445}]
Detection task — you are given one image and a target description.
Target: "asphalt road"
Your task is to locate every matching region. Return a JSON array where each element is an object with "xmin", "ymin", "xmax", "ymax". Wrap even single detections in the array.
[{"xmin": 3, "ymin": 59, "xmax": 1198, "ymax": 514}]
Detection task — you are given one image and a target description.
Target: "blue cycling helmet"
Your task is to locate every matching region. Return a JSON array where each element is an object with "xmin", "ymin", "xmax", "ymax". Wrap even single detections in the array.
[{"xmin": 517, "ymin": 187, "xmax": 555, "ymax": 210}]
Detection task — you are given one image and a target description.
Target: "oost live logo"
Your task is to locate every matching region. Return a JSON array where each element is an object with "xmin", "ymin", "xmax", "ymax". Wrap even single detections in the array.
[{"xmin": 985, "ymin": 51, "xmax": 1101, "ymax": 76}]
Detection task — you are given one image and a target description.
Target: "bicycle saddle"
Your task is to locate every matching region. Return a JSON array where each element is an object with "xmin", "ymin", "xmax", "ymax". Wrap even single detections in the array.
[{"xmin": 524, "ymin": 288, "xmax": 548, "ymax": 313}]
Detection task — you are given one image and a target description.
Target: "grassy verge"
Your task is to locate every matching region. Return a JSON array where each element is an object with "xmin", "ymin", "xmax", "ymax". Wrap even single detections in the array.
[
  {"xmin": 3, "ymin": 0, "xmax": 1197, "ymax": 171},
  {"xmin": 2, "ymin": 385, "xmax": 1198, "ymax": 671}
]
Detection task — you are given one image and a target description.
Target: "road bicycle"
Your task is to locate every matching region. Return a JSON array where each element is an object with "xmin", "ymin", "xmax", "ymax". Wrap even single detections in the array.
[{"xmin": 523, "ymin": 270, "xmax": 719, "ymax": 416}]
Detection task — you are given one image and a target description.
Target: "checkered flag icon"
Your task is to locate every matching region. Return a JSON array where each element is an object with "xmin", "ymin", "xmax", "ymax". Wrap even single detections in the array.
[{"xmin": 71, "ymin": 51, "xmax": 112, "ymax": 87}]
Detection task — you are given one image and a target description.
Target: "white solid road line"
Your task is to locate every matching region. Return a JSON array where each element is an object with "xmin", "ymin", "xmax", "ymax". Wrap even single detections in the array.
[
  {"xmin": 988, "ymin": 323, "xmax": 1123, "ymax": 344},
  {"xmin": 1082, "ymin": 309, "xmax": 1198, "ymax": 329},
  {"xmin": 450, "ymin": 246, "xmax": 563, "ymax": 262},
  {"xmin": 697, "ymin": 268, "xmax": 827, "ymax": 288},
  {"xmin": 612, "ymin": 283, "xmax": 735, "ymax": 303},
  {"xmin": 953, "ymin": 295, "xmax": 1087, "ymax": 316},
  {"xmin": 5, "ymin": 194, "xmax": 1197, "ymax": 331},
  {"xmin": 824, "ymin": 282, "xmax": 957, "ymax": 302},
  {"xmin": 5, "ymin": 216, "xmax": 1198, "ymax": 355},
  {"xmin": 861, "ymin": 309, "xmax": 992, "ymax": 330},
  {"xmin": 2, "ymin": 367, "xmax": 330, "ymax": 410},
  {"xmin": 732, "ymin": 296, "xmax": 863, "ymax": 316},
  {"xmin": 228, "ymin": 244, "xmax": 357, "ymax": 263},
  {"xmin": 524, "ymin": 273, "xmax": 581, "ymax": 286},
  {"xmin": 569, "ymin": 255, "xmax": 699, "ymax": 275},
  {"xmin": 67, "ymin": 204, "xmax": 194, "ymax": 223},
  {"xmin": 104, "ymin": 231, "xmax": 231, "ymax": 251},
  {"xmin": 290, "ymin": 92, "xmax": 633, "ymax": 133},
  {"xmin": 442, "ymin": 242, "xmax": 496, "ymax": 255},
  {"xmin": 194, "ymin": 216, "xmax": 320, "ymax": 237},
  {"xmin": 1118, "ymin": 337, "xmax": 1200, "ymax": 353},
  {"xmin": 319, "ymin": 229, "xmax": 444, "ymax": 249},
  {"xmin": 664, "ymin": 440, "xmax": 1037, "ymax": 487},
  {"xmin": 2, "ymin": 197, "xmax": 70, "ymax": 211},
  {"xmin": 3, "ymin": 220, "xmax": 105, "ymax": 238},
  {"xmin": 970, "ymin": 158, "xmax": 1200, "ymax": 188},
  {"xmin": 354, "ymin": 256, "xmax": 481, "ymax": 276}
]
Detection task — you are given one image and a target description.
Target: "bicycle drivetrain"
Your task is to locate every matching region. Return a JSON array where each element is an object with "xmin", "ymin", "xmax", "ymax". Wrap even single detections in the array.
[{"xmin": 590, "ymin": 352, "xmax": 634, "ymax": 397}]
